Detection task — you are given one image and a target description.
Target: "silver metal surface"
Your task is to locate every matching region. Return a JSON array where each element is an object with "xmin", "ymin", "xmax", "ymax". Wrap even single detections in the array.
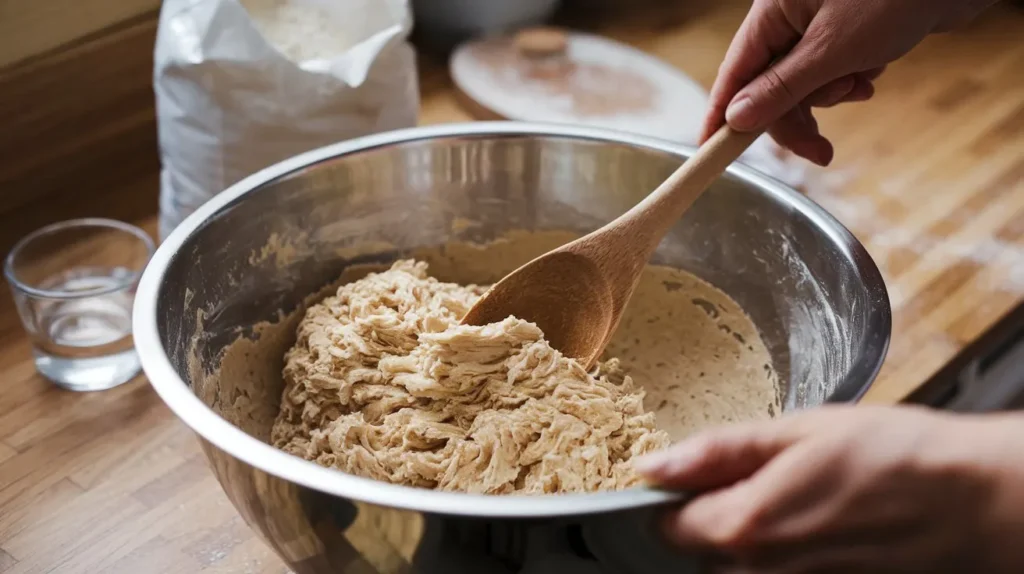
[{"xmin": 133, "ymin": 122, "xmax": 891, "ymax": 573}]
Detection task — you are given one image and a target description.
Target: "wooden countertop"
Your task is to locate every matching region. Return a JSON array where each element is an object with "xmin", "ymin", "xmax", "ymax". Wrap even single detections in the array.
[{"xmin": 1, "ymin": 2, "xmax": 1022, "ymax": 572}]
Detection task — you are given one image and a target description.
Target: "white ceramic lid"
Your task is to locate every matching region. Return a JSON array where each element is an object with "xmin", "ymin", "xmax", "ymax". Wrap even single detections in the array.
[{"xmin": 451, "ymin": 27, "xmax": 807, "ymax": 189}]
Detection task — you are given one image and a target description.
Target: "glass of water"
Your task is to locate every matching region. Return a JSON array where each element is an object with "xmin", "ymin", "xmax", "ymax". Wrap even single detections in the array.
[{"xmin": 4, "ymin": 218, "xmax": 155, "ymax": 391}]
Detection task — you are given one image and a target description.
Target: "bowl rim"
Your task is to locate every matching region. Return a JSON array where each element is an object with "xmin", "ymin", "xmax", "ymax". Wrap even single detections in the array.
[{"xmin": 134, "ymin": 121, "xmax": 891, "ymax": 517}]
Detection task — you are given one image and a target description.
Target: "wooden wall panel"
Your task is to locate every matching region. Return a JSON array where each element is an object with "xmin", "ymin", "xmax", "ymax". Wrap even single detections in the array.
[
  {"xmin": 0, "ymin": 12, "xmax": 160, "ymax": 219},
  {"xmin": 0, "ymin": 0, "xmax": 160, "ymax": 69}
]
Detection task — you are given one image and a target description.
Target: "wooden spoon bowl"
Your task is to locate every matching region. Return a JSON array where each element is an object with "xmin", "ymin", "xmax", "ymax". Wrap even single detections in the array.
[
  {"xmin": 461, "ymin": 125, "xmax": 763, "ymax": 367},
  {"xmin": 461, "ymin": 250, "xmax": 614, "ymax": 361}
]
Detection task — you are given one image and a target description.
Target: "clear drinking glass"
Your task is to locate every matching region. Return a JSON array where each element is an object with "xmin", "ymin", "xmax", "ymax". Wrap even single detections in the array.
[{"xmin": 4, "ymin": 218, "xmax": 155, "ymax": 391}]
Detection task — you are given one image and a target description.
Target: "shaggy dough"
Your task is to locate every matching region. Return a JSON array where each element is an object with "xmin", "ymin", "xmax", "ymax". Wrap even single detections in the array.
[
  {"xmin": 258, "ymin": 231, "xmax": 782, "ymax": 495},
  {"xmin": 271, "ymin": 261, "xmax": 668, "ymax": 494}
]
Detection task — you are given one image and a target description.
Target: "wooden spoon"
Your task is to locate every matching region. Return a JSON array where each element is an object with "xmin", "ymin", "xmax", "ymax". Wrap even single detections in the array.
[{"xmin": 461, "ymin": 125, "xmax": 763, "ymax": 368}]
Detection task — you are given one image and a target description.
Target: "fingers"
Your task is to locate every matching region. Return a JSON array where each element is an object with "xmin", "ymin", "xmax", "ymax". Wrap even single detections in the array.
[
  {"xmin": 766, "ymin": 68, "xmax": 878, "ymax": 164},
  {"xmin": 804, "ymin": 75, "xmax": 856, "ymax": 108},
  {"xmin": 664, "ymin": 438, "xmax": 823, "ymax": 551},
  {"xmin": 767, "ymin": 105, "xmax": 834, "ymax": 166},
  {"xmin": 636, "ymin": 420, "xmax": 804, "ymax": 491},
  {"xmin": 844, "ymin": 73, "xmax": 877, "ymax": 103},
  {"xmin": 861, "ymin": 65, "xmax": 886, "ymax": 81},
  {"xmin": 657, "ymin": 408, "xmax": 863, "ymax": 554},
  {"xmin": 756, "ymin": 67, "xmax": 880, "ymax": 164},
  {"xmin": 701, "ymin": 0, "xmax": 803, "ymax": 143},
  {"xmin": 724, "ymin": 13, "xmax": 848, "ymax": 133},
  {"xmin": 664, "ymin": 479, "xmax": 761, "ymax": 549},
  {"xmin": 702, "ymin": 0, "xmax": 889, "ymax": 154},
  {"xmin": 803, "ymin": 74, "xmax": 873, "ymax": 107}
]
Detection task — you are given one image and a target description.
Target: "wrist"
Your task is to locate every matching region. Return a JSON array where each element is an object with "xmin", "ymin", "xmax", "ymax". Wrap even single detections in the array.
[
  {"xmin": 962, "ymin": 414, "xmax": 1024, "ymax": 573},
  {"xmin": 905, "ymin": 411, "xmax": 1024, "ymax": 572}
]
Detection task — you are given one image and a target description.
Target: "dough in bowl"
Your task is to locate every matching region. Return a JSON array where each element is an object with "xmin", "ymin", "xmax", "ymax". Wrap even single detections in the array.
[
  {"xmin": 271, "ymin": 260, "xmax": 669, "ymax": 494},
  {"xmin": 265, "ymin": 232, "xmax": 782, "ymax": 495}
]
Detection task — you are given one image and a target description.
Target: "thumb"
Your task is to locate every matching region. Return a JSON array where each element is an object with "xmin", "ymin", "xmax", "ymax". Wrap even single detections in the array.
[
  {"xmin": 635, "ymin": 420, "xmax": 804, "ymax": 491},
  {"xmin": 726, "ymin": 16, "xmax": 848, "ymax": 132},
  {"xmin": 700, "ymin": 0, "xmax": 803, "ymax": 142}
]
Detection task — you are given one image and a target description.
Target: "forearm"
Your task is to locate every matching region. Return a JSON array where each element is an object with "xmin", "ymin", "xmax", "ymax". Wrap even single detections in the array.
[{"xmin": 960, "ymin": 413, "xmax": 1024, "ymax": 573}]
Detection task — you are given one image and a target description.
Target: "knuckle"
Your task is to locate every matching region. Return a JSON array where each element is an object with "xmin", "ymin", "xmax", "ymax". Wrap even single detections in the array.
[
  {"xmin": 760, "ymin": 68, "xmax": 797, "ymax": 105},
  {"xmin": 693, "ymin": 436, "xmax": 725, "ymax": 461},
  {"xmin": 804, "ymin": 10, "xmax": 839, "ymax": 42},
  {"xmin": 706, "ymin": 504, "xmax": 766, "ymax": 551}
]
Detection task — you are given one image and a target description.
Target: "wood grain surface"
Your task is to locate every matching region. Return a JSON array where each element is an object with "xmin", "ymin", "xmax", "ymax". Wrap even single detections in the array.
[
  {"xmin": 0, "ymin": 0, "xmax": 159, "ymax": 69},
  {"xmin": 0, "ymin": 12, "xmax": 160, "ymax": 220},
  {"xmin": 0, "ymin": 1, "xmax": 1022, "ymax": 572}
]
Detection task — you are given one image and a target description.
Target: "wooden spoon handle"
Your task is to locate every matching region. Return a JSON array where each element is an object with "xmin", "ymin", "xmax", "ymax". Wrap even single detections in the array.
[{"xmin": 623, "ymin": 125, "xmax": 764, "ymax": 243}]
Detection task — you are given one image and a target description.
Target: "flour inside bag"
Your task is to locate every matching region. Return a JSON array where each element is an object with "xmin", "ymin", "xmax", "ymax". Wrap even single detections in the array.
[{"xmin": 154, "ymin": 0, "xmax": 419, "ymax": 240}]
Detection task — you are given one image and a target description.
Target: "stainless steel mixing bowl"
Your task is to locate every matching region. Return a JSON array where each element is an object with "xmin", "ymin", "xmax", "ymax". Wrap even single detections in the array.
[{"xmin": 134, "ymin": 122, "xmax": 891, "ymax": 574}]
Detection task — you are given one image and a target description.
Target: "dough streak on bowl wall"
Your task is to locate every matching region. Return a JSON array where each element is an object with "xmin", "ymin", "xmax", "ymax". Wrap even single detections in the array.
[{"xmin": 197, "ymin": 231, "xmax": 782, "ymax": 496}]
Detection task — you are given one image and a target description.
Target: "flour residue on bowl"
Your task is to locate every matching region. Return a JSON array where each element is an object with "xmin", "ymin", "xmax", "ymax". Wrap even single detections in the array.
[
  {"xmin": 192, "ymin": 231, "xmax": 780, "ymax": 494},
  {"xmin": 770, "ymin": 229, "xmax": 851, "ymax": 408}
]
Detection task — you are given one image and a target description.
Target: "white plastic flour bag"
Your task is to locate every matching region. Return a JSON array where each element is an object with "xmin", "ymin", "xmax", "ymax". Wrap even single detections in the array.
[{"xmin": 154, "ymin": 0, "xmax": 419, "ymax": 240}]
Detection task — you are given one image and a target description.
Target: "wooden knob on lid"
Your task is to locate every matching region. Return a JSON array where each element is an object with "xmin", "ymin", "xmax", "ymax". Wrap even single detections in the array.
[{"xmin": 514, "ymin": 27, "xmax": 569, "ymax": 60}]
